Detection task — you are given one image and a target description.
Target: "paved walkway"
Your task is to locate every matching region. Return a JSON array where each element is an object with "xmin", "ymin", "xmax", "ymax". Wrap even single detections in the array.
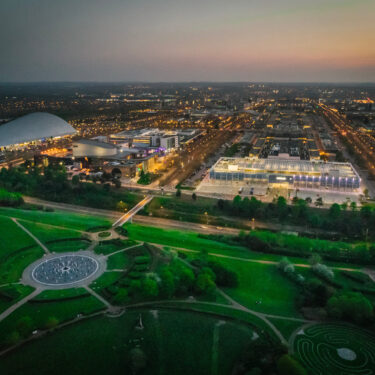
[
  {"xmin": 83, "ymin": 286, "xmax": 113, "ymax": 310},
  {"xmin": 0, "ymin": 289, "xmax": 41, "ymax": 322},
  {"xmin": 12, "ymin": 218, "xmax": 50, "ymax": 254}
]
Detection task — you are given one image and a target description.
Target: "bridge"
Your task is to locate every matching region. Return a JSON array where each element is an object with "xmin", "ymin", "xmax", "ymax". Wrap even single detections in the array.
[{"xmin": 112, "ymin": 195, "xmax": 154, "ymax": 227}]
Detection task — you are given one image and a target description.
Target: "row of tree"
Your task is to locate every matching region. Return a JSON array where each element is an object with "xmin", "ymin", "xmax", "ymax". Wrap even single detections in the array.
[{"xmin": 218, "ymin": 195, "xmax": 375, "ymax": 240}]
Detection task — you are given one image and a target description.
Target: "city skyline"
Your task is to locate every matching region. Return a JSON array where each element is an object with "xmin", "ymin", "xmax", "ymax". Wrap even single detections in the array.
[{"xmin": 1, "ymin": 0, "xmax": 374, "ymax": 83}]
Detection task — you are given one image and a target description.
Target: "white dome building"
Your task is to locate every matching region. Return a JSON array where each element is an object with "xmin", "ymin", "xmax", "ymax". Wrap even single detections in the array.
[{"xmin": 0, "ymin": 112, "xmax": 77, "ymax": 149}]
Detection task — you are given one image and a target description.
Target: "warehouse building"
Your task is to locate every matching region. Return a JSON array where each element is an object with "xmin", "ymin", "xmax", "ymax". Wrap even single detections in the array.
[{"xmin": 209, "ymin": 157, "xmax": 361, "ymax": 191}]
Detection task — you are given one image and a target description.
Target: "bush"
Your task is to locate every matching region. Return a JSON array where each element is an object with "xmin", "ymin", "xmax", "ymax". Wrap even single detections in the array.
[
  {"xmin": 98, "ymin": 231, "xmax": 111, "ymax": 238},
  {"xmin": 277, "ymin": 354, "xmax": 307, "ymax": 375},
  {"xmin": 277, "ymin": 257, "xmax": 305, "ymax": 285},
  {"xmin": 208, "ymin": 261, "xmax": 238, "ymax": 288},
  {"xmin": 312, "ymin": 263, "xmax": 335, "ymax": 283},
  {"xmin": 327, "ymin": 291, "xmax": 374, "ymax": 324}
]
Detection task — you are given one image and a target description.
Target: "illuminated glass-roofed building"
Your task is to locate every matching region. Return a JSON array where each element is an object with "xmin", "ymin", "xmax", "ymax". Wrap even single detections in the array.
[{"xmin": 209, "ymin": 157, "xmax": 361, "ymax": 191}]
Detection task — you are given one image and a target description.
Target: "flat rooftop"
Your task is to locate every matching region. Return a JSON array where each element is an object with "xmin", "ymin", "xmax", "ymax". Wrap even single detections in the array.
[{"xmin": 212, "ymin": 157, "xmax": 359, "ymax": 179}]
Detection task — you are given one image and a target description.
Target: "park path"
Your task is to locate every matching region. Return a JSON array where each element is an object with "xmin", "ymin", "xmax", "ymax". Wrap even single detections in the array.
[
  {"xmin": 104, "ymin": 242, "xmax": 143, "ymax": 258},
  {"xmin": 0, "ymin": 289, "xmax": 41, "ymax": 323},
  {"xmin": 83, "ymin": 285, "xmax": 116, "ymax": 312},
  {"xmin": 12, "ymin": 218, "xmax": 50, "ymax": 254},
  {"xmin": 155, "ymin": 243, "xmax": 361, "ymax": 273}
]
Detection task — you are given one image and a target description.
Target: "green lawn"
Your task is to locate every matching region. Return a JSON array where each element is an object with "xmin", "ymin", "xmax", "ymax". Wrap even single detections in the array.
[
  {"xmin": 0, "ymin": 309, "xmax": 257, "ymax": 375},
  {"xmin": 0, "ymin": 216, "xmax": 37, "ymax": 254},
  {"xmin": 46, "ymin": 239, "xmax": 91, "ymax": 253},
  {"xmin": 0, "ymin": 284, "xmax": 35, "ymax": 314},
  {"xmin": 0, "ymin": 207, "xmax": 112, "ymax": 231},
  {"xmin": 212, "ymin": 257, "xmax": 302, "ymax": 318},
  {"xmin": 0, "ymin": 295, "xmax": 106, "ymax": 343},
  {"xmin": 107, "ymin": 252, "xmax": 130, "ymax": 270},
  {"xmin": 94, "ymin": 239, "xmax": 137, "ymax": 255},
  {"xmin": 18, "ymin": 220, "xmax": 83, "ymax": 242},
  {"xmin": 125, "ymin": 223, "xmax": 261, "ymax": 257},
  {"xmin": 124, "ymin": 223, "xmax": 358, "ymax": 270},
  {"xmin": 33, "ymin": 288, "xmax": 89, "ymax": 301},
  {"xmin": 90, "ymin": 272, "xmax": 123, "ymax": 292}
]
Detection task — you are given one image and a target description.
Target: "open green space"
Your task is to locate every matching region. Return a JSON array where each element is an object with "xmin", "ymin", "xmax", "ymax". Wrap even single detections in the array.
[
  {"xmin": 0, "ymin": 207, "xmax": 111, "ymax": 231},
  {"xmin": 107, "ymin": 252, "xmax": 130, "ymax": 270},
  {"xmin": 0, "ymin": 295, "xmax": 106, "ymax": 344},
  {"xmin": 212, "ymin": 257, "xmax": 302, "ymax": 318},
  {"xmin": 18, "ymin": 220, "xmax": 83, "ymax": 242},
  {"xmin": 0, "ymin": 309, "xmax": 258, "ymax": 375},
  {"xmin": 0, "ymin": 284, "xmax": 35, "ymax": 314},
  {"xmin": 0, "ymin": 216, "xmax": 37, "ymax": 254},
  {"xmin": 0, "ymin": 216, "xmax": 45, "ymax": 283},
  {"xmin": 46, "ymin": 239, "xmax": 91, "ymax": 253},
  {"xmin": 94, "ymin": 239, "xmax": 137, "ymax": 255},
  {"xmin": 33, "ymin": 288, "xmax": 89, "ymax": 301}
]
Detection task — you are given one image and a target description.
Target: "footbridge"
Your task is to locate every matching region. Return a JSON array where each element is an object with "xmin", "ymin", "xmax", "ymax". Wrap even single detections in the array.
[{"xmin": 112, "ymin": 195, "xmax": 154, "ymax": 227}]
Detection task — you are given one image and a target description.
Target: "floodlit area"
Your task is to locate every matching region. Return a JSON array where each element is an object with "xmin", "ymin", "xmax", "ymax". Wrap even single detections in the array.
[{"xmin": 197, "ymin": 156, "xmax": 363, "ymax": 203}]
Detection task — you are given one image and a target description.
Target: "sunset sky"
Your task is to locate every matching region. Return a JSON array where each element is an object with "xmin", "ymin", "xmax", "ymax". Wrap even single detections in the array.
[{"xmin": 1, "ymin": 0, "xmax": 374, "ymax": 82}]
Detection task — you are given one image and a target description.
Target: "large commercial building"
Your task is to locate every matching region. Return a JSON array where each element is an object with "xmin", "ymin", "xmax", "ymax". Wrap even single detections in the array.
[
  {"xmin": 0, "ymin": 112, "xmax": 76, "ymax": 150},
  {"xmin": 209, "ymin": 157, "xmax": 360, "ymax": 191}
]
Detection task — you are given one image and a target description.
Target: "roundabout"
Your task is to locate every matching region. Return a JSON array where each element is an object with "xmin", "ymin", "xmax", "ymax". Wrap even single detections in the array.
[
  {"xmin": 22, "ymin": 251, "xmax": 106, "ymax": 289},
  {"xmin": 291, "ymin": 323, "xmax": 375, "ymax": 374}
]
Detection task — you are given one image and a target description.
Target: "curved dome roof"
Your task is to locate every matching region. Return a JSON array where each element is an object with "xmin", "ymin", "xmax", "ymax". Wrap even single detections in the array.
[{"xmin": 0, "ymin": 112, "xmax": 76, "ymax": 147}]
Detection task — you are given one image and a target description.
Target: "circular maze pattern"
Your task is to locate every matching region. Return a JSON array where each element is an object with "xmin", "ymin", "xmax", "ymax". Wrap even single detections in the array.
[
  {"xmin": 292, "ymin": 323, "xmax": 375, "ymax": 375},
  {"xmin": 32, "ymin": 255, "xmax": 99, "ymax": 286}
]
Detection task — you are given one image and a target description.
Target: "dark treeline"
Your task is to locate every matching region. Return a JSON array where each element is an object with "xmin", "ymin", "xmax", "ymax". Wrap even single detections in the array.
[
  {"xmin": 0, "ymin": 164, "xmax": 139, "ymax": 210},
  {"xmin": 218, "ymin": 195, "xmax": 375, "ymax": 240}
]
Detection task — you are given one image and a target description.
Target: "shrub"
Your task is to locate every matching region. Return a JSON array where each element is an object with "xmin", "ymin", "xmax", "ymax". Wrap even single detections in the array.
[
  {"xmin": 327, "ymin": 291, "xmax": 374, "ymax": 324},
  {"xmin": 312, "ymin": 263, "xmax": 334, "ymax": 281},
  {"xmin": 277, "ymin": 354, "xmax": 307, "ymax": 375}
]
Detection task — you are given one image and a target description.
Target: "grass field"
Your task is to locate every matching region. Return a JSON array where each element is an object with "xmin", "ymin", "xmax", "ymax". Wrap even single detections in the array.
[
  {"xmin": 0, "ymin": 295, "xmax": 106, "ymax": 341},
  {"xmin": 18, "ymin": 221, "xmax": 83, "ymax": 242},
  {"xmin": 0, "ymin": 309, "xmax": 257, "ymax": 375},
  {"xmin": 107, "ymin": 252, "xmax": 130, "ymax": 270},
  {"xmin": 0, "ymin": 207, "xmax": 111, "ymax": 231},
  {"xmin": 1, "ymin": 207, "xmax": 374, "ymax": 374},
  {"xmin": 0, "ymin": 285, "xmax": 35, "ymax": 314},
  {"xmin": 213, "ymin": 257, "xmax": 301, "ymax": 318},
  {"xmin": 46, "ymin": 239, "xmax": 91, "ymax": 253},
  {"xmin": 94, "ymin": 239, "xmax": 137, "ymax": 255}
]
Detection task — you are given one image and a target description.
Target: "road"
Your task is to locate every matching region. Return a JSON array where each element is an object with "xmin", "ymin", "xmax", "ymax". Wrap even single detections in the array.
[
  {"xmin": 23, "ymin": 196, "xmax": 337, "ymax": 236},
  {"xmin": 318, "ymin": 102, "xmax": 375, "ymax": 197}
]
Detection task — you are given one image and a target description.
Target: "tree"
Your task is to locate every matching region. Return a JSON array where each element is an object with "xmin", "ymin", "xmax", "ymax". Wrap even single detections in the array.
[
  {"xmin": 44, "ymin": 316, "xmax": 59, "ymax": 330},
  {"xmin": 113, "ymin": 288, "xmax": 128, "ymax": 304},
  {"xmin": 160, "ymin": 268, "xmax": 175, "ymax": 298},
  {"xmin": 16, "ymin": 316, "xmax": 34, "ymax": 337},
  {"xmin": 176, "ymin": 189, "xmax": 181, "ymax": 197},
  {"xmin": 364, "ymin": 188, "xmax": 369, "ymax": 198},
  {"xmin": 277, "ymin": 354, "xmax": 307, "ymax": 375},
  {"xmin": 327, "ymin": 291, "xmax": 373, "ymax": 324},
  {"xmin": 5, "ymin": 331, "xmax": 21, "ymax": 347},
  {"xmin": 305, "ymin": 197, "xmax": 312, "ymax": 205},
  {"xmin": 113, "ymin": 178, "xmax": 121, "ymax": 189},
  {"xmin": 141, "ymin": 277, "xmax": 159, "ymax": 298},
  {"xmin": 71, "ymin": 175, "xmax": 80, "ymax": 186},
  {"xmin": 308, "ymin": 254, "xmax": 322, "ymax": 266},
  {"xmin": 329, "ymin": 203, "xmax": 341, "ymax": 220},
  {"xmin": 350, "ymin": 201, "xmax": 357, "ymax": 211},
  {"xmin": 315, "ymin": 197, "xmax": 323, "ymax": 207},
  {"xmin": 195, "ymin": 268, "xmax": 216, "ymax": 295},
  {"xmin": 217, "ymin": 199, "xmax": 225, "ymax": 210},
  {"xmin": 192, "ymin": 193, "xmax": 197, "ymax": 200},
  {"xmin": 116, "ymin": 200, "xmax": 128, "ymax": 211}
]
